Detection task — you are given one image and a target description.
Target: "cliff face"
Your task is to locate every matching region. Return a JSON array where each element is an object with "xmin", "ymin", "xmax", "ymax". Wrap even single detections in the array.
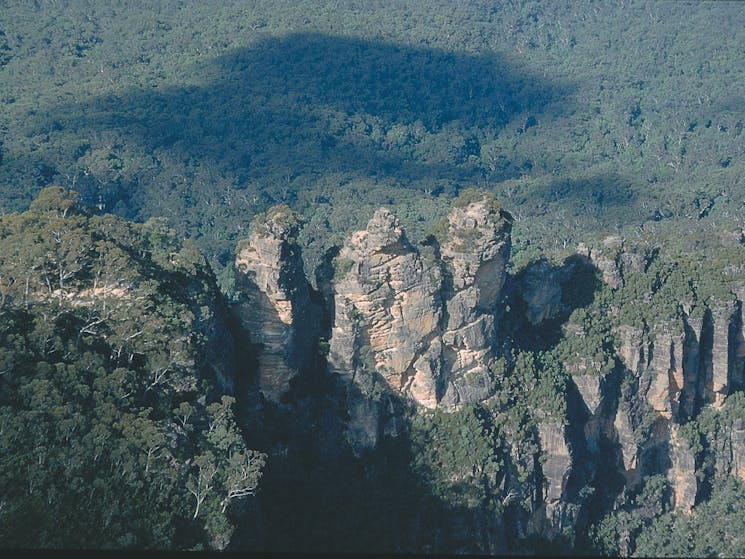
[
  {"xmin": 595, "ymin": 262, "xmax": 745, "ymax": 523},
  {"xmin": 439, "ymin": 196, "xmax": 511, "ymax": 407},
  {"xmin": 327, "ymin": 207, "xmax": 443, "ymax": 410},
  {"xmin": 327, "ymin": 194, "xmax": 511, "ymax": 416},
  {"xmin": 233, "ymin": 205, "xmax": 322, "ymax": 403},
  {"xmin": 233, "ymin": 196, "xmax": 745, "ymax": 554}
]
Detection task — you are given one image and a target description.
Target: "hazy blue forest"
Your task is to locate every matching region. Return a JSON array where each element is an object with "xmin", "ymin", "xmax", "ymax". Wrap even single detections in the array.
[{"xmin": 1, "ymin": 0, "xmax": 745, "ymax": 555}]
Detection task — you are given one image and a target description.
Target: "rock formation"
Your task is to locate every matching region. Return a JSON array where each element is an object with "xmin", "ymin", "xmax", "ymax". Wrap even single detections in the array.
[
  {"xmin": 327, "ymin": 191, "xmax": 511, "ymax": 413},
  {"xmin": 538, "ymin": 421, "xmax": 572, "ymax": 506},
  {"xmin": 327, "ymin": 207, "xmax": 443, "ymax": 410},
  {"xmin": 519, "ymin": 259, "xmax": 564, "ymax": 326},
  {"xmin": 233, "ymin": 205, "xmax": 321, "ymax": 403},
  {"xmin": 667, "ymin": 424, "xmax": 698, "ymax": 513},
  {"xmin": 577, "ymin": 236, "xmax": 651, "ymax": 290},
  {"xmin": 439, "ymin": 194, "xmax": 512, "ymax": 407},
  {"xmin": 231, "ymin": 194, "xmax": 745, "ymax": 553}
]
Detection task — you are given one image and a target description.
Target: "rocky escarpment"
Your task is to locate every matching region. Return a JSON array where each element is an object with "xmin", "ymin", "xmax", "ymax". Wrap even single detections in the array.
[
  {"xmin": 232, "ymin": 195, "xmax": 745, "ymax": 555},
  {"xmin": 513, "ymin": 236, "xmax": 745, "ymax": 545},
  {"xmin": 233, "ymin": 205, "xmax": 322, "ymax": 403},
  {"xmin": 327, "ymin": 192, "xmax": 511, "ymax": 414},
  {"xmin": 612, "ymin": 294, "xmax": 745, "ymax": 507},
  {"xmin": 582, "ymin": 237, "xmax": 745, "ymax": 521}
]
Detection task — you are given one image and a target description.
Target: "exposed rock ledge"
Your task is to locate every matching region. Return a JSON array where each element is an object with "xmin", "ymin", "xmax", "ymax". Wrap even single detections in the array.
[
  {"xmin": 233, "ymin": 205, "xmax": 321, "ymax": 403},
  {"xmin": 327, "ymin": 191, "xmax": 511, "ymax": 411}
]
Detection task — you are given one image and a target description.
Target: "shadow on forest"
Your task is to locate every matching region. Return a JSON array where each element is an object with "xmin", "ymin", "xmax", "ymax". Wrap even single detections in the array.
[
  {"xmin": 505, "ymin": 253, "xmax": 603, "ymax": 353},
  {"xmin": 233, "ymin": 370, "xmax": 512, "ymax": 554},
  {"xmin": 38, "ymin": 32, "xmax": 592, "ymax": 554},
  {"xmin": 41, "ymin": 32, "xmax": 574, "ymax": 211},
  {"xmin": 538, "ymin": 174, "xmax": 635, "ymax": 212}
]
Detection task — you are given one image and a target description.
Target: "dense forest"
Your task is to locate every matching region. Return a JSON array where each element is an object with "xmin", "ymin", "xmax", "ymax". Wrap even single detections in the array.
[
  {"xmin": 1, "ymin": 0, "xmax": 743, "ymax": 285},
  {"xmin": 1, "ymin": 0, "xmax": 745, "ymax": 555},
  {"xmin": 0, "ymin": 188, "xmax": 263, "ymax": 549}
]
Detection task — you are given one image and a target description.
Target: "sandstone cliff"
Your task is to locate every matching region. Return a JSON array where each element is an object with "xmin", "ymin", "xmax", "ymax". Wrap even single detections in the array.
[
  {"xmin": 233, "ymin": 205, "xmax": 322, "ymax": 403},
  {"xmin": 439, "ymin": 193, "xmax": 511, "ymax": 407},
  {"xmin": 233, "ymin": 197, "xmax": 745, "ymax": 554},
  {"xmin": 327, "ymin": 207, "xmax": 443, "ymax": 410},
  {"xmin": 327, "ymin": 191, "xmax": 511, "ymax": 416}
]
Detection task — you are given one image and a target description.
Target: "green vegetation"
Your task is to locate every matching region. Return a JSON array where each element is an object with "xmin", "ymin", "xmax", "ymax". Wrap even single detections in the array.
[
  {"xmin": 1, "ymin": 1, "xmax": 745, "ymax": 555},
  {"xmin": 410, "ymin": 405, "xmax": 503, "ymax": 508},
  {"xmin": 331, "ymin": 256, "xmax": 355, "ymax": 281},
  {"xmin": 0, "ymin": 1, "xmax": 743, "ymax": 277},
  {"xmin": 632, "ymin": 477, "xmax": 745, "ymax": 558},
  {"xmin": 0, "ymin": 188, "xmax": 264, "ymax": 549},
  {"xmin": 451, "ymin": 187, "xmax": 501, "ymax": 213},
  {"xmin": 589, "ymin": 475, "xmax": 673, "ymax": 557}
]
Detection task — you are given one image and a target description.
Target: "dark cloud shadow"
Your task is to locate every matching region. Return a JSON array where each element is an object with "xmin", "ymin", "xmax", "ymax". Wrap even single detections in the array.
[
  {"xmin": 39, "ymin": 32, "xmax": 574, "ymax": 212},
  {"xmin": 504, "ymin": 254, "xmax": 603, "ymax": 353}
]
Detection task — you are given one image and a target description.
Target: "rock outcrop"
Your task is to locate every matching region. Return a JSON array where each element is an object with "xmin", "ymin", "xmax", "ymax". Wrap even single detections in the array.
[
  {"xmin": 438, "ymin": 194, "xmax": 512, "ymax": 407},
  {"xmin": 615, "ymin": 325, "xmax": 650, "ymax": 376},
  {"xmin": 327, "ymin": 208, "xmax": 443, "ymax": 410},
  {"xmin": 519, "ymin": 259, "xmax": 564, "ymax": 326},
  {"xmin": 327, "ymin": 191, "xmax": 511, "ymax": 414},
  {"xmin": 640, "ymin": 326, "xmax": 685, "ymax": 419},
  {"xmin": 606, "ymin": 278, "xmax": 745, "ymax": 517},
  {"xmin": 714, "ymin": 415, "xmax": 745, "ymax": 481},
  {"xmin": 232, "ymin": 194, "xmax": 745, "ymax": 553},
  {"xmin": 667, "ymin": 424, "xmax": 698, "ymax": 513},
  {"xmin": 577, "ymin": 236, "xmax": 651, "ymax": 290},
  {"xmin": 708, "ymin": 299, "xmax": 740, "ymax": 407},
  {"xmin": 614, "ymin": 299, "xmax": 745, "ymax": 425},
  {"xmin": 233, "ymin": 205, "xmax": 321, "ymax": 403},
  {"xmin": 538, "ymin": 421, "xmax": 572, "ymax": 505}
]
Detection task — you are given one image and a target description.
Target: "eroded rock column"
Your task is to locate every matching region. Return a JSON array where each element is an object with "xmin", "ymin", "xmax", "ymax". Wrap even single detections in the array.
[{"xmin": 234, "ymin": 206, "xmax": 320, "ymax": 403}]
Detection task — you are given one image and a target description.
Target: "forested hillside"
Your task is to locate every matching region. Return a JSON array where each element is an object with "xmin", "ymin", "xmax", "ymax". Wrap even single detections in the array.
[
  {"xmin": 0, "ymin": 188, "xmax": 264, "ymax": 549},
  {"xmin": 2, "ymin": 1, "xmax": 745, "ymax": 555},
  {"xmin": 1, "ymin": 0, "xmax": 743, "ymax": 283}
]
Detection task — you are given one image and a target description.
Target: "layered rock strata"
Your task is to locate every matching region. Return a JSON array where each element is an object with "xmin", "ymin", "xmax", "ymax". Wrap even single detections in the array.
[
  {"xmin": 439, "ymin": 195, "xmax": 512, "ymax": 407},
  {"xmin": 609, "ymin": 284, "xmax": 745, "ymax": 513},
  {"xmin": 615, "ymin": 299, "xmax": 745, "ymax": 423},
  {"xmin": 232, "ymin": 197, "xmax": 745, "ymax": 548},
  {"xmin": 233, "ymin": 206, "xmax": 321, "ymax": 403},
  {"xmin": 327, "ymin": 193, "xmax": 511, "ymax": 411},
  {"xmin": 326, "ymin": 208, "xmax": 443, "ymax": 409}
]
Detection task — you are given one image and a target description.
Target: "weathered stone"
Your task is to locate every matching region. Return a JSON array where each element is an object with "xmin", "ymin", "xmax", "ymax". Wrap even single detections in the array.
[
  {"xmin": 233, "ymin": 206, "xmax": 321, "ymax": 403},
  {"xmin": 520, "ymin": 259, "xmax": 563, "ymax": 325},
  {"xmin": 573, "ymin": 374, "xmax": 603, "ymax": 416},
  {"xmin": 640, "ymin": 328, "xmax": 685, "ymax": 419},
  {"xmin": 709, "ymin": 300, "xmax": 738, "ymax": 408},
  {"xmin": 667, "ymin": 424, "xmax": 697, "ymax": 513},
  {"xmin": 439, "ymin": 194, "xmax": 511, "ymax": 408},
  {"xmin": 680, "ymin": 314, "xmax": 703, "ymax": 419},
  {"xmin": 345, "ymin": 396, "xmax": 381, "ymax": 454},
  {"xmin": 731, "ymin": 285, "xmax": 745, "ymax": 392},
  {"xmin": 615, "ymin": 325, "xmax": 649, "ymax": 375},
  {"xmin": 537, "ymin": 421, "xmax": 572, "ymax": 504},
  {"xmin": 328, "ymin": 192, "xmax": 511, "ymax": 412},
  {"xmin": 327, "ymin": 208, "xmax": 443, "ymax": 410},
  {"xmin": 577, "ymin": 242, "xmax": 622, "ymax": 289},
  {"xmin": 614, "ymin": 406, "xmax": 639, "ymax": 476},
  {"xmin": 731, "ymin": 417, "xmax": 745, "ymax": 482}
]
